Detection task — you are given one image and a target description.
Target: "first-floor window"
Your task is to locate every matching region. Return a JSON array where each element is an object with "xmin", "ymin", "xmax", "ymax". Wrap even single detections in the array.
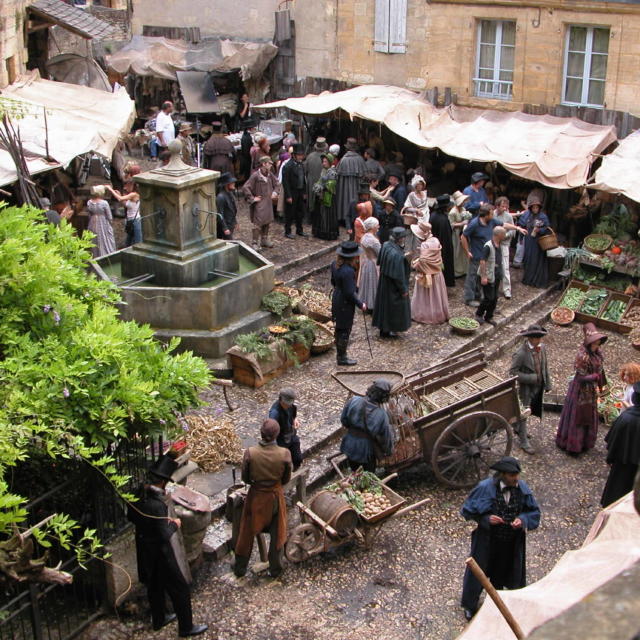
[
  {"xmin": 474, "ymin": 19, "xmax": 515, "ymax": 100},
  {"xmin": 562, "ymin": 25, "xmax": 609, "ymax": 107}
]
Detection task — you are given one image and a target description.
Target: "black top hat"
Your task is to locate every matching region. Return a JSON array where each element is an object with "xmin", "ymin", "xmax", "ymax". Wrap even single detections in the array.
[
  {"xmin": 336, "ymin": 240, "xmax": 363, "ymax": 258},
  {"xmin": 490, "ymin": 456, "xmax": 521, "ymax": 473},
  {"xmin": 435, "ymin": 193, "xmax": 452, "ymax": 210},
  {"xmin": 292, "ymin": 143, "xmax": 305, "ymax": 155},
  {"xmin": 471, "ymin": 171, "xmax": 489, "ymax": 183},
  {"xmin": 358, "ymin": 182, "xmax": 371, "ymax": 195},
  {"xmin": 519, "ymin": 324, "xmax": 548, "ymax": 338},
  {"xmin": 386, "ymin": 167, "xmax": 403, "ymax": 179},
  {"xmin": 218, "ymin": 172, "xmax": 237, "ymax": 187},
  {"xmin": 149, "ymin": 455, "xmax": 178, "ymax": 481}
]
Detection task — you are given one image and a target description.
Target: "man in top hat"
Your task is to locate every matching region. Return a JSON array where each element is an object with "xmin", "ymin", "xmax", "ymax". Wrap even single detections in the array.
[
  {"xmin": 509, "ymin": 324, "xmax": 552, "ymax": 454},
  {"xmin": 336, "ymin": 138, "xmax": 367, "ymax": 226},
  {"xmin": 216, "ymin": 173, "xmax": 238, "ymax": 240},
  {"xmin": 269, "ymin": 387, "xmax": 303, "ymax": 470},
  {"xmin": 234, "ymin": 419, "xmax": 293, "ymax": 579},
  {"xmin": 429, "ymin": 194, "xmax": 456, "ymax": 287},
  {"xmin": 331, "ymin": 240, "xmax": 366, "ymax": 366},
  {"xmin": 340, "ymin": 378, "xmax": 395, "ymax": 472},
  {"xmin": 242, "ymin": 156, "xmax": 280, "ymax": 250},
  {"xmin": 305, "ymin": 137, "xmax": 328, "ymax": 216},
  {"xmin": 346, "ymin": 182, "xmax": 372, "ymax": 240},
  {"xmin": 463, "ymin": 171, "xmax": 489, "ymax": 217},
  {"xmin": 373, "ymin": 227, "xmax": 411, "ymax": 338},
  {"xmin": 127, "ymin": 456, "xmax": 208, "ymax": 637},
  {"xmin": 460, "ymin": 456, "xmax": 541, "ymax": 621},
  {"xmin": 178, "ymin": 123, "xmax": 196, "ymax": 166},
  {"xmin": 281, "ymin": 143, "xmax": 307, "ymax": 238},
  {"xmin": 203, "ymin": 121, "xmax": 236, "ymax": 174}
]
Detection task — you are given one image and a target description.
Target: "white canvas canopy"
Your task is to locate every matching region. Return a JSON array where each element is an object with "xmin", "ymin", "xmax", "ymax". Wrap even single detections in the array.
[
  {"xmin": 456, "ymin": 493, "xmax": 640, "ymax": 640},
  {"xmin": 0, "ymin": 73, "xmax": 135, "ymax": 187},
  {"xmin": 590, "ymin": 130, "xmax": 640, "ymax": 204},
  {"xmin": 257, "ymin": 85, "xmax": 617, "ymax": 190}
]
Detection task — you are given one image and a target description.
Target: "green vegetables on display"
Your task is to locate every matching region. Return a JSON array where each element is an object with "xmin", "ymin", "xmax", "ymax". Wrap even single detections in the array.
[
  {"xmin": 449, "ymin": 317, "xmax": 479, "ymax": 329},
  {"xmin": 560, "ymin": 287, "xmax": 587, "ymax": 310},
  {"xmin": 601, "ymin": 299, "xmax": 627, "ymax": 322},
  {"xmin": 584, "ymin": 235, "xmax": 612, "ymax": 252},
  {"xmin": 580, "ymin": 289, "xmax": 607, "ymax": 316}
]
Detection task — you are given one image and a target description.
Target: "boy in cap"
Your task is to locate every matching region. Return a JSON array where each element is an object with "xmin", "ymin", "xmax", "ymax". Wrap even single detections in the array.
[
  {"xmin": 460, "ymin": 456, "xmax": 540, "ymax": 621},
  {"xmin": 509, "ymin": 324, "xmax": 552, "ymax": 454},
  {"xmin": 269, "ymin": 388, "xmax": 303, "ymax": 469}
]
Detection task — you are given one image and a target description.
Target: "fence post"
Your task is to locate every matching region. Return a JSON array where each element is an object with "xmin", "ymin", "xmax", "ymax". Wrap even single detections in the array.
[{"xmin": 28, "ymin": 584, "xmax": 43, "ymax": 640}]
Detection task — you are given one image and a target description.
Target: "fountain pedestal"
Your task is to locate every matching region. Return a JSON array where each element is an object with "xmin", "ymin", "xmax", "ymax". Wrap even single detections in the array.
[{"xmin": 92, "ymin": 141, "xmax": 275, "ymax": 359}]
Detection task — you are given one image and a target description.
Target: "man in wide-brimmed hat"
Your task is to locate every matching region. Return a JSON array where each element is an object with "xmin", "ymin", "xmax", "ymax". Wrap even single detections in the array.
[
  {"xmin": 177, "ymin": 122, "xmax": 196, "ymax": 166},
  {"xmin": 387, "ymin": 166, "xmax": 408, "ymax": 210},
  {"xmin": 462, "ymin": 171, "xmax": 489, "ymax": 217},
  {"xmin": 216, "ymin": 172, "xmax": 238, "ymax": 240},
  {"xmin": 373, "ymin": 227, "xmax": 411, "ymax": 338},
  {"xmin": 305, "ymin": 137, "xmax": 328, "ymax": 215},
  {"xmin": 127, "ymin": 455, "xmax": 208, "ymax": 637},
  {"xmin": 509, "ymin": 324, "xmax": 552, "ymax": 454},
  {"xmin": 282, "ymin": 143, "xmax": 307, "ymax": 238},
  {"xmin": 336, "ymin": 137, "xmax": 367, "ymax": 226},
  {"xmin": 460, "ymin": 455, "xmax": 541, "ymax": 621}
]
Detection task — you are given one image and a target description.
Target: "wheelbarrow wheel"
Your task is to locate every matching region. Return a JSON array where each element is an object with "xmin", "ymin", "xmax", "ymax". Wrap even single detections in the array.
[
  {"xmin": 431, "ymin": 410, "xmax": 513, "ymax": 488},
  {"xmin": 285, "ymin": 523, "xmax": 322, "ymax": 563}
]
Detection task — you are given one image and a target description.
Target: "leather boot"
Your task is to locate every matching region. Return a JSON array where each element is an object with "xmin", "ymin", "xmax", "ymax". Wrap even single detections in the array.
[
  {"xmin": 336, "ymin": 332, "xmax": 357, "ymax": 366},
  {"xmin": 251, "ymin": 228, "xmax": 261, "ymax": 251},
  {"xmin": 261, "ymin": 225, "xmax": 274, "ymax": 248},
  {"xmin": 516, "ymin": 419, "xmax": 535, "ymax": 454}
]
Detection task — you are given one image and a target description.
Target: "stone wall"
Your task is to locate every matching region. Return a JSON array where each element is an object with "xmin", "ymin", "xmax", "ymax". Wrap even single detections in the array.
[
  {"xmin": 130, "ymin": 0, "xmax": 276, "ymax": 40},
  {"xmin": 0, "ymin": 0, "xmax": 28, "ymax": 88},
  {"xmin": 293, "ymin": 0, "xmax": 640, "ymax": 117}
]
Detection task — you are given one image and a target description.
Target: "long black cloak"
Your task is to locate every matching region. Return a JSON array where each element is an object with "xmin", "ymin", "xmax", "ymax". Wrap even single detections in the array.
[
  {"xmin": 601, "ymin": 405, "xmax": 640, "ymax": 507},
  {"xmin": 335, "ymin": 151, "xmax": 367, "ymax": 224},
  {"xmin": 429, "ymin": 209, "xmax": 455, "ymax": 287},
  {"xmin": 372, "ymin": 240, "xmax": 411, "ymax": 333}
]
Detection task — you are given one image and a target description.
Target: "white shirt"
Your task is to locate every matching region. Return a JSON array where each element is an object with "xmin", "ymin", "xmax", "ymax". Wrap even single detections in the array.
[
  {"xmin": 155, "ymin": 110, "xmax": 175, "ymax": 145},
  {"xmin": 499, "ymin": 480, "xmax": 511, "ymax": 504}
]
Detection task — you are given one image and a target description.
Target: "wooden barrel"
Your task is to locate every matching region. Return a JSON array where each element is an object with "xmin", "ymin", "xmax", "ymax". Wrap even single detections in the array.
[{"xmin": 309, "ymin": 491, "xmax": 359, "ymax": 536}]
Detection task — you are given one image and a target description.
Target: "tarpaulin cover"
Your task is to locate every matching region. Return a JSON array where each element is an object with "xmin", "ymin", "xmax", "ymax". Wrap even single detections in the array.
[
  {"xmin": 106, "ymin": 35, "xmax": 278, "ymax": 82},
  {"xmin": 590, "ymin": 130, "xmax": 640, "ymax": 204},
  {"xmin": 456, "ymin": 493, "xmax": 640, "ymax": 640},
  {"xmin": 0, "ymin": 73, "xmax": 135, "ymax": 187},
  {"xmin": 257, "ymin": 85, "xmax": 618, "ymax": 189}
]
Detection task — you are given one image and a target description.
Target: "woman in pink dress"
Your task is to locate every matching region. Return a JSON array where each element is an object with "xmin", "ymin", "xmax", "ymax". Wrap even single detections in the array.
[{"xmin": 410, "ymin": 220, "xmax": 449, "ymax": 325}]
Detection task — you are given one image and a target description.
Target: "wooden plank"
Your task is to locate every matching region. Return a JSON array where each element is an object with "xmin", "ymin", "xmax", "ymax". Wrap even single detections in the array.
[{"xmin": 296, "ymin": 501, "xmax": 338, "ymax": 538}]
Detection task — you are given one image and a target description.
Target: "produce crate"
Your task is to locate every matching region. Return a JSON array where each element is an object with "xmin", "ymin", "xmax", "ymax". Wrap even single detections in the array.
[
  {"xmin": 596, "ymin": 292, "xmax": 632, "ymax": 334},
  {"xmin": 467, "ymin": 369, "xmax": 504, "ymax": 391},
  {"xmin": 358, "ymin": 479, "xmax": 407, "ymax": 525},
  {"xmin": 558, "ymin": 280, "xmax": 590, "ymax": 314},
  {"xmin": 575, "ymin": 285, "xmax": 609, "ymax": 324},
  {"xmin": 228, "ymin": 342, "xmax": 310, "ymax": 388},
  {"xmin": 424, "ymin": 387, "xmax": 457, "ymax": 411},
  {"xmin": 622, "ymin": 299, "xmax": 640, "ymax": 333}
]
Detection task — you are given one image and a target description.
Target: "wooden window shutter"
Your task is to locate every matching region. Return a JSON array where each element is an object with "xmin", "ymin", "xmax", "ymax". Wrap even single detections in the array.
[
  {"xmin": 374, "ymin": 0, "xmax": 390, "ymax": 53},
  {"xmin": 389, "ymin": 0, "xmax": 407, "ymax": 54}
]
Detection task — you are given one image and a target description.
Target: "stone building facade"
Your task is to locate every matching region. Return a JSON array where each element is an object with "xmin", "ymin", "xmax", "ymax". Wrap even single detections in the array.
[
  {"xmin": 293, "ymin": 0, "xmax": 640, "ymax": 117},
  {"xmin": 0, "ymin": 0, "xmax": 28, "ymax": 88}
]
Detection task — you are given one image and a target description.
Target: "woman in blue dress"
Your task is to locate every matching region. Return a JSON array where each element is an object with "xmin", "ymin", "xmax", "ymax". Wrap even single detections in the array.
[{"xmin": 517, "ymin": 196, "xmax": 550, "ymax": 288}]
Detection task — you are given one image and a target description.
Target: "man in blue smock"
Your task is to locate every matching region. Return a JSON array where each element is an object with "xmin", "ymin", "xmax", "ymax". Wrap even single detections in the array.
[
  {"xmin": 460, "ymin": 456, "xmax": 541, "ymax": 621},
  {"xmin": 340, "ymin": 379, "xmax": 395, "ymax": 472},
  {"xmin": 268, "ymin": 387, "xmax": 302, "ymax": 470},
  {"xmin": 462, "ymin": 171, "xmax": 489, "ymax": 217}
]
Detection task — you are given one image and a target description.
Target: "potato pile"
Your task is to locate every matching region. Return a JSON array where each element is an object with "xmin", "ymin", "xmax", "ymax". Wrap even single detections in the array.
[{"xmin": 360, "ymin": 491, "xmax": 392, "ymax": 518}]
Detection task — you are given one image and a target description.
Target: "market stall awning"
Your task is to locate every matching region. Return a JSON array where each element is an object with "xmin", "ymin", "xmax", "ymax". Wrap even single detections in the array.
[
  {"xmin": 106, "ymin": 35, "xmax": 278, "ymax": 82},
  {"xmin": 257, "ymin": 85, "xmax": 618, "ymax": 189},
  {"xmin": 590, "ymin": 130, "xmax": 640, "ymax": 203},
  {"xmin": 0, "ymin": 73, "xmax": 135, "ymax": 187}
]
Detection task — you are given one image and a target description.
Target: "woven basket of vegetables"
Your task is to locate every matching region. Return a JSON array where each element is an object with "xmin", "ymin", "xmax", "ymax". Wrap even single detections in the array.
[
  {"xmin": 550, "ymin": 306, "xmax": 575, "ymax": 326},
  {"xmin": 449, "ymin": 316, "xmax": 480, "ymax": 335},
  {"xmin": 583, "ymin": 234, "xmax": 613, "ymax": 255}
]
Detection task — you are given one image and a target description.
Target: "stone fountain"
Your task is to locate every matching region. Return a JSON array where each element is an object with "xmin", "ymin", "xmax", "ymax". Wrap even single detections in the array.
[{"xmin": 91, "ymin": 140, "xmax": 275, "ymax": 359}]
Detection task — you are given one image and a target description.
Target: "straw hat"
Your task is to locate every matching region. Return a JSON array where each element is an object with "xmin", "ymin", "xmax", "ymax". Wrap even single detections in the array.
[
  {"xmin": 452, "ymin": 190, "xmax": 470, "ymax": 207},
  {"xmin": 410, "ymin": 219, "xmax": 432, "ymax": 240},
  {"xmin": 583, "ymin": 322, "xmax": 607, "ymax": 346},
  {"xmin": 382, "ymin": 198, "xmax": 396, "ymax": 207},
  {"xmin": 179, "ymin": 122, "xmax": 192, "ymax": 133}
]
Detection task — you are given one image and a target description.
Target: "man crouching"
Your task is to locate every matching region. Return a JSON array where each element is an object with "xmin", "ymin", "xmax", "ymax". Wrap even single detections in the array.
[{"xmin": 234, "ymin": 419, "xmax": 292, "ymax": 578}]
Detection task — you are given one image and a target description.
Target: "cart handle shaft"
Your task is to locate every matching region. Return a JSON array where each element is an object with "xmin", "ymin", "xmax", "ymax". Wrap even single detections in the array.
[
  {"xmin": 380, "ymin": 473, "xmax": 398, "ymax": 485},
  {"xmin": 390, "ymin": 497, "xmax": 430, "ymax": 519}
]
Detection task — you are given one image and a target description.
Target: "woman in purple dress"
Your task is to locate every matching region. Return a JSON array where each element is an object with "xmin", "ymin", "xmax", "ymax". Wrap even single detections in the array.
[{"xmin": 556, "ymin": 323, "xmax": 608, "ymax": 454}]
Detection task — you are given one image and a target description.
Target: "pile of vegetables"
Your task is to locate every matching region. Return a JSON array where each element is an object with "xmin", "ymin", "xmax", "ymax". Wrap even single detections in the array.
[
  {"xmin": 600, "ymin": 299, "xmax": 628, "ymax": 323},
  {"xmin": 560, "ymin": 287, "xmax": 587, "ymax": 310},
  {"xmin": 326, "ymin": 470, "xmax": 393, "ymax": 518},
  {"xmin": 583, "ymin": 234, "xmax": 612, "ymax": 253},
  {"xmin": 580, "ymin": 288, "xmax": 607, "ymax": 316},
  {"xmin": 449, "ymin": 317, "xmax": 479, "ymax": 330}
]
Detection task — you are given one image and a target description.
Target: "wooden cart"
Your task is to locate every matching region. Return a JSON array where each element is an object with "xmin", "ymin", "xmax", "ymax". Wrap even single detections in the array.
[{"xmin": 332, "ymin": 348, "xmax": 524, "ymax": 489}]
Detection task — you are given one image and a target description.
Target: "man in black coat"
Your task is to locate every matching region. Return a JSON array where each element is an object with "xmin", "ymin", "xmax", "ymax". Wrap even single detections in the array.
[
  {"xmin": 269, "ymin": 387, "xmax": 303, "ymax": 470},
  {"xmin": 331, "ymin": 241, "xmax": 366, "ymax": 365},
  {"xmin": 601, "ymin": 381, "xmax": 640, "ymax": 506},
  {"xmin": 429, "ymin": 194, "xmax": 456, "ymax": 287},
  {"xmin": 372, "ymin": 227, "xmax": 411, "ymax": 338},
  {"xmin": 127, "ymin": 456, "xmax": 208, "ymax": 637},
  {"xmin": 281, "ymin": 143, "xmax": 307, "ymax": 239},
  {"xmin": 215, "ymin": 173, "xmax": 238, "ymax": 240}
]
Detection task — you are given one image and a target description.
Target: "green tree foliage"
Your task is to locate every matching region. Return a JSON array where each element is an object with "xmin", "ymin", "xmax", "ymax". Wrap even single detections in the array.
[{"xmin": 0, "ymin": 204, "xmax": 210, "ymax": 541}]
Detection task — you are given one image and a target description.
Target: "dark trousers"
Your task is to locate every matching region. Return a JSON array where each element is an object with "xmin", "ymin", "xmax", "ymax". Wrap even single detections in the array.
[
  {"xmin": 234, "ymin": 503, "xmax": 283, "ymax": 577},
  {"xmin": 477, "ymin": 278, "xmax": 501, "ymax": 321},
  {"xmin": 285, "ymin": 191, "xmax": 305, "ymax": 235},
  {"xmin": 277, "ymin": 435, "xmax": 302, "ymax": 470},
  {"xmin": 147, "ymin": 557, "xmax": 193, "ymax": 633}
]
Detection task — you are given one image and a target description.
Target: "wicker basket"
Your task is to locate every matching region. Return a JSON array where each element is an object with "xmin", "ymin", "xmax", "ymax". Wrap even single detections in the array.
[
  {"xmin": 550, "ymin": 306, "xmax": 575, "ymax": 326},
  {"xmin": 448, "ymin": 317, "xmax": 479, "ymax": 335},
  {"xmin": 310, "ymin": 323, "xmax": 335, "ymax": 354},
  {"xmin": 537, "ymin": 227, "xmax": 559, "ymax": 251},
  {"xmin": 583, "ymin": 233, "xmax": 613, "ymax": 255}
]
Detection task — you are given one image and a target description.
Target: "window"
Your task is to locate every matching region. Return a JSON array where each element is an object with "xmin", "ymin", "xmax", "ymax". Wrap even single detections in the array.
[
  {"xmin": 474, "ymin": 20, "xmax": 515, "ymax": 100},
  {"xmin": 374, "ymin": 0, "xmax": 407, "ymax": 54},
  {"xmin": 562, "ymin": 26, "xmax": 609, "ymax": 107}
]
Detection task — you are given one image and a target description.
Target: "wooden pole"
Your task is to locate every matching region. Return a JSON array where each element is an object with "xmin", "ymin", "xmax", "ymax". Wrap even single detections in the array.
[{"xmin": 465, "ymin": 557, "xmax": 525, "ymax": 639}]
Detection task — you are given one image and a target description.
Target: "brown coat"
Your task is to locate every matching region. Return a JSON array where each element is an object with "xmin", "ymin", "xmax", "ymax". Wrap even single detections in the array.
[
  {"xmin": 235, "ymin": 442, "xmax": 292, "ymax": 556},
  {"xmin": 242, "ymin": 169, "xmax": 280, "ymax": 227},
  {"xmin": 203, "ymin": 134, "xmax": 235, "ymax": 173}
]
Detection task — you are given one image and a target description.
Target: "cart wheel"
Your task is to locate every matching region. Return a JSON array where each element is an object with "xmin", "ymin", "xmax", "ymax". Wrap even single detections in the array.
[
  {"xmin": 285, "ymin": 524, "xmax": 322, "ymax": 563},
  {"xmin": 431, "ymin": 411, "xmax": 512, "ymax": 488}
]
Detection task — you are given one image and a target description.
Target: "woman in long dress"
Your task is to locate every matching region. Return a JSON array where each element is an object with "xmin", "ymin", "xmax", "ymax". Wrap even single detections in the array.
[
  {"xmin": 402, "ymin": 174, "xmax": 430, "ymax": 221},
  {"xmin": 517, "ymin": 196, "xmax": 551, "ymax": 288},
  {"xmin": 86, "ymin": 185, "xmax": 116, "ymax": 257},
  {"xmin": 353, "ymin": 201, "xmax": 373, "ymax": 245},
  {"xmin": 357, "ymin": 217, "xmax": 381, "ymax": 311},
  {"xmin": 410, "ymin": 220, "xmax": 449, "ymax": 324},
  {"xmin": 449, "ymin": 190, "xmax": 472, "ymax": 277},
  {"xmin": 556, "ymin": 323, "xmax": 608, "ymax": 454},
  {"xmin": 313, "ymin": 154, "xmax": 339, "ymax": 240}
]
